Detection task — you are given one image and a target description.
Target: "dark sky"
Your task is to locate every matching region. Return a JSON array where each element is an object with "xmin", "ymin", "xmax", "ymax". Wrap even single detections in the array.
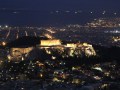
[
  {"xmin": 0, "ymin": 0, "xmax": 120, "ymax": 11},
  {"xmin": 0, "ymin": 0, "xmax": 120, "ymax": 26}
]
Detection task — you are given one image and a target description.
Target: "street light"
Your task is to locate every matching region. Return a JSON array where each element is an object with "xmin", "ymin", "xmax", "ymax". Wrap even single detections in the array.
[{"xmin": 2, "ymin": 42, "xmax": 6, "ymax": 46}]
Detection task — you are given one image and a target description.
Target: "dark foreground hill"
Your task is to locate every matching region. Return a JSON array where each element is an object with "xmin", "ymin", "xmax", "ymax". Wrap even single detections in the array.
[
  {"xmin": 6, "ymin": 36, "xmax": 48, "ymax": 48},
  {"xmin": 93, "ymin": 45, "xmax": 120, "ymax": 62}
]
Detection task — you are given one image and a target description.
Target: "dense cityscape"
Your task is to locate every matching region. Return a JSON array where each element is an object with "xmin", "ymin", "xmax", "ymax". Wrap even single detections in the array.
[
  {"xmin": 0, "ymin": 18, "xmax": 120, "ymax": 47},
  {"xmin": 0, "ymin": 18, "xmax": 119, "ymax": 90}
]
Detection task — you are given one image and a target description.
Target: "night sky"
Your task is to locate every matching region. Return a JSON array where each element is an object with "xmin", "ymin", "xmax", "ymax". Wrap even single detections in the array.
[
  {"xmin": 0, "ymin": 0, "xmax": 120, "ymax": 26},
  {"xmin": 0, "ymin": 0, "xmax": 120, "ymax": 11}
]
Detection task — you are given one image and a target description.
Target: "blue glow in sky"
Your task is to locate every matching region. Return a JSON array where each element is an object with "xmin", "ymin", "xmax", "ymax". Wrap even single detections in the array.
[{"xmin": 0, "ymin": 0, "xmax": 120, "ymax": 11}]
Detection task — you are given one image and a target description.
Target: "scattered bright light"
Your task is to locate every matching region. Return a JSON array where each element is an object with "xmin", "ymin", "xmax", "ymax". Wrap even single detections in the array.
[
  {"xmin": 2, "ymin": 42, "xmax": 6, "ymax": 46},
  {"xmin": 5, "ymin": 25, "xmax": 8, "ymax": 28}
]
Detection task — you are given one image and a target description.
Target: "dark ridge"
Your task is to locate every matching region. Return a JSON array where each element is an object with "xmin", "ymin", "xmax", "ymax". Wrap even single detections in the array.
[
  {"xmin": 92, "ymin": 44, "xmax": 120, "ymax": 62},
  {"xmin": 6, "ymin": 36, "xmax": 48, "ymax": 48},
  {"xmin": 0, "ymin": 45, "xmax": 4, "ymax": 49}
]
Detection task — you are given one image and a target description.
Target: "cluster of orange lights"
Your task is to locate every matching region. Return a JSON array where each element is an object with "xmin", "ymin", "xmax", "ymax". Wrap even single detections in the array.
[
  {"xmin": 44, "ymin": 34, "xmax": 53, "ymax": 39},
  {"xmin": 0, "ymin": 41, "xmax": 6, "ymax": 46},
  {"xmin": 36, "ymin": 61, "xmax": 44, "ymax": 67}
]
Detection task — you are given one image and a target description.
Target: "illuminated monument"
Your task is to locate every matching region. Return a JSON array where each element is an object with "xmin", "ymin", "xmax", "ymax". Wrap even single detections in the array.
[
  {"xmin": 40, "ymin": 39, "xmax": 61, "ymax": 46},
  {"xmin": 7, "ymin": 37, "xmax": 96, "ymax": 61}
]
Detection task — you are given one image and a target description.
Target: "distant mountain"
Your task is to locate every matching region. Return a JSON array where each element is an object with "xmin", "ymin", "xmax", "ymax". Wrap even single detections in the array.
[{"xmin": 6, "ymin": 36, "xmax": 48, "ymax": 48}]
